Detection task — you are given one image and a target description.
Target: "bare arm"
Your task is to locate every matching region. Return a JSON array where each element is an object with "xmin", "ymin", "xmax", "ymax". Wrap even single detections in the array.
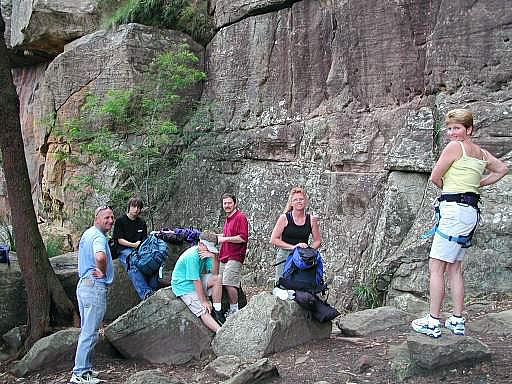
[
  {"xmin": 118, "ymin": 238, "xmax": 141, "ymax": 248},
  {"xmin": 92, "ymin": 251, "xmax": 107, "ymax": 278},
  {"xmin": 193, "ymin": 280, "xmax": 212, "ymax": 313},
  {"xmin": 218, "ymin": 235, "xmax": 245, "ymax": 243},
  {"xmin": 480, "ymin": 151, "xmax": 509, "ymax": 187},
  {"xmin": 430, "ymin": 141, "xmax": 461, "ymax": 188},
  {"xmin": 270, "ymin": 214, "xmax": 296, "ymax": 250},
  {"xmin": 310, "ymin": 215, "xmax": 322, "ymax": 249}
]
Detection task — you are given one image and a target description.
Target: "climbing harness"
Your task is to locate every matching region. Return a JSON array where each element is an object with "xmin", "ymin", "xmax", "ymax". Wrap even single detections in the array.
[{"xmin": 421, "ymin": 193, "xmax": 481, "ymax": 249}]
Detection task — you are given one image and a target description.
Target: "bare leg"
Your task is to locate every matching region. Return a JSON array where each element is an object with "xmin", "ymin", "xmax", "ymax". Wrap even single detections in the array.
[
  {"xmin": 209, "ymin": 275, "xmax": 222, "ymax": 304},
  {"xmin": 200, "ymin": 313, "xmax": 220, "ymax": 333},
  {"xmin": 446, "ymin": 261, "xmax": 464, "ymax": 316},
  {"xmin": 226, "ymin": 285, "xmax": 238, "ymax": 305},
  {"xmin": 429, "ymin": 258, "xmax": 447, "ymax": 318}
]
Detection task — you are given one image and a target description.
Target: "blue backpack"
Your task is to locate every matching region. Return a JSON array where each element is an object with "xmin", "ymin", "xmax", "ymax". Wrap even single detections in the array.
[
  {"xmin": 130, "ymin": 235, "xmax": 168, "ymax": 276},
  {"xmin": 279, "ymin": 247, "xmax": 326, "ymax": 293}
]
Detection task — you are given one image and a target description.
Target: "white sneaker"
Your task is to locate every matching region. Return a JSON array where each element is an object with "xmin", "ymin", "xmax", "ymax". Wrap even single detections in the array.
[
  {"xmin": 69, "ymin": 372, "xmax": 101, "ymax": 384},
  {"xmin": 411, "ymin": 314, "xmax": 442, "ymax": 338},
  {"xmin": 445, "ymin": 316, "xmax": 465, "ymax": 336},
  {"xmin": 272, "ymin": 287, "xmax": 289, "ymax": 300}
]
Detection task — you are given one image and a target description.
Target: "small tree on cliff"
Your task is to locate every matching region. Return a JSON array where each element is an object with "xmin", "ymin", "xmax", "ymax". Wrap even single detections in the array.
[
  {"xmin": 56, "ymin": 45, "xmax": 205, "ymax": 228},
  {"xmin": 0, "ymin": 11, "xmax": 77, "ymax": 350}
]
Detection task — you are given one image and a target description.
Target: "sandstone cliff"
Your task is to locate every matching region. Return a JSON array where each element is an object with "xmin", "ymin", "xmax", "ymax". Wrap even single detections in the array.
[{"xmin": 1, "ymin": 0, "xmax": 511, "ymax": 309}]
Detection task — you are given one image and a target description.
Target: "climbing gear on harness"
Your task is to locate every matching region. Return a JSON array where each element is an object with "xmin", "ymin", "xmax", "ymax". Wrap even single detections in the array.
[
  {"xmin": 421, "ymin": 193, "xmax": 481, "ymax": 248},
  {"xmin": 437, "ymin": 192, "xmax": 479, "ymax": 208}
]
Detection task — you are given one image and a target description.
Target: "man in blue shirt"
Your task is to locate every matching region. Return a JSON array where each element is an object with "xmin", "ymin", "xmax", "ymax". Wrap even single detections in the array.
[
  {"xmin": 70, "ymin": 206, "xmax": 114, "ymax": 384},
  {"xmin": 171, "ymin": 231, "xmax": 223, "ymax": 333}
]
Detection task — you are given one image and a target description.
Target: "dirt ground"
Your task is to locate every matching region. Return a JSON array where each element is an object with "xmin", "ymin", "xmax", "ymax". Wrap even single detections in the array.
[{"xmin": 0, "ymin": 292, "xmax": 511, "ymax": 384}]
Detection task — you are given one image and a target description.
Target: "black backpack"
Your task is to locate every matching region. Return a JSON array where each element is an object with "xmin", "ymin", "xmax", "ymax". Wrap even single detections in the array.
[
  {"xmin": 294, "ymin": 290, "xmax": 340, "ymax": 323},
  {"xmin": 0, "ymin": 244, "xmax": 9, "ymax": 266}
]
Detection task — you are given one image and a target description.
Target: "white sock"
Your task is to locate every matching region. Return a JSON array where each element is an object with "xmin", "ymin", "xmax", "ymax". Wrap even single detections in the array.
[
  {"xmin": 213, "ymin": 303, "xmax": 221, "ymax": 312},
  {"xmin": 230, "ymin": 303, "xmax": 239, "ymax": 312}
]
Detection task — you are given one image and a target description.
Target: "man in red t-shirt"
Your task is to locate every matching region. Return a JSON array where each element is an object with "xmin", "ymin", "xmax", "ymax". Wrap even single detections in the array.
[{"xmin": 214, "ymin": 193, "xmax": 249, "ymax": 318}]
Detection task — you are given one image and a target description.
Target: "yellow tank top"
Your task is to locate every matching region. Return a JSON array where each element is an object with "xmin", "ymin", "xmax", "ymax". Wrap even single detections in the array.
[{"xmin": 442, "ymin": 141, "xmax": 487, "ymax": 194}]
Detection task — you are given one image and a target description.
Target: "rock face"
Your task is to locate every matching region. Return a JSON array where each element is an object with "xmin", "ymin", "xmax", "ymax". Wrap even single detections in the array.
[
  {"xmin": 212, "ymin": 292, "xmax": 331, "ymax": 359},
  {"xmin": 5, "ymin": 1, "xmax": 512, "ymax": 310},
  {"xmin": 105, "ymin": 289, "xmax": 214, "ymax": 365},
  {"xmin": 31, "ymin": 23, "xmax": 203, "ymax": 245},
  {"xmin": 162, "ymin": 0, "xmax": 512, "ymax": 309}
]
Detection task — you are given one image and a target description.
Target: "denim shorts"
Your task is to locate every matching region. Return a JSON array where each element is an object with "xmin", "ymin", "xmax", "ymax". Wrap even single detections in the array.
[{"xmin": 430, "ymin": 201, "xmax": 478, "ymax": 263}]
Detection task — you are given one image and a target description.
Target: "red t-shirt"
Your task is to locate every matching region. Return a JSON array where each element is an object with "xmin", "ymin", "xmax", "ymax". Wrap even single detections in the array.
[{"xmin": 219, "ymin": 210, "xmax": 249, "ymax": 263}]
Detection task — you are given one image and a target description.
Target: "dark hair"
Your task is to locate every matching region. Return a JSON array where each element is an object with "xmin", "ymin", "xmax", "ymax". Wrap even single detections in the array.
[
  {"xmin": 221, "ymin": 193, "xmax": 237, "ymax": 204},
  {"xmin": 128, "ymin": 197, "xmax": 143, "ymax": 210}
]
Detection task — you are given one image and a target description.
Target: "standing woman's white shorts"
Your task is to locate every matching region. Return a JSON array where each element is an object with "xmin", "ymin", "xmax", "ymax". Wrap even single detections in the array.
[{"xmin": 429, "ymin": 201, "xmax": 479, "ymax": 263}]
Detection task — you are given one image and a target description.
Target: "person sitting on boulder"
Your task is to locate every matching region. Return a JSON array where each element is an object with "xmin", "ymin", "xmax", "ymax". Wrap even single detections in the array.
[
  {"xmin": 113, "ymin": 197, "xmax": 156, "ymax": 300},
  {"xmin": 171, "ymin": 231, "xmax": 223, "ymax": 333}
]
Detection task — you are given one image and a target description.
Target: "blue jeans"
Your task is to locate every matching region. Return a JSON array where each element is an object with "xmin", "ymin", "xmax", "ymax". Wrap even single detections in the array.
[
  {"xmin": 73, "ymin": 277, "xmax": 107, "ymax": 376},
  {"xmin": 118, "ymin": 247, "xmax": 158, "ymax": 299}
]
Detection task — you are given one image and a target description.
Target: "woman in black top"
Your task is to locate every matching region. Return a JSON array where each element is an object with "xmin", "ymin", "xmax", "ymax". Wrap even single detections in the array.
[{"xmin": 270, "ymin": 187, "xmax": 321, "ymax": 281}]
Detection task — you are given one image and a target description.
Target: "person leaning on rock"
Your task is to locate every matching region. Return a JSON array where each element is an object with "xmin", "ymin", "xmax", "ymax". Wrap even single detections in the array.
[
  {"xmin": 113, "ymin": 197, "xmax": 156, "ymax": 300},
  {"xmin": 270, "ymin": 187, "xmax": 322, "ymax": 282},
  {"xmin": 411, "ymin": 108, "xmax": 508, "ymax": 338},
  {"xmin": 70, "ymin": 205, "xmax": 115, "ymax": 384},
  {"xmin": 171, "ymin": 230, "xmax": 224, "ymax": 333}
]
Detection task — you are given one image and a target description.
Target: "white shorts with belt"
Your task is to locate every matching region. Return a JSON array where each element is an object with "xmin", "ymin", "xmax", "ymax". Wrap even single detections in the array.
[{"xmin": 429, "ymin": 201, "xmax": 478, "ymax": 263}]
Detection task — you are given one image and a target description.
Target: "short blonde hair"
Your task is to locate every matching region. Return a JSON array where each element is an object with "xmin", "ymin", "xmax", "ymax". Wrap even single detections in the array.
[
  {"xmin": 444, "ymin": 108, "xmax": 474, "ymax": 129},
  {"xmin": 283, "ymin": 187, "xmax": 308, "ymax": 213}
]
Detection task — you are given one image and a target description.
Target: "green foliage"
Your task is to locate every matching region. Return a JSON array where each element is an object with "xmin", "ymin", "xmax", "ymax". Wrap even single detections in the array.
[
  {"xmin": 99, "ymin": 0, "xmax": 215, "ymax": 46},
  {"xmin": 0, "ymin": 216, "xmax": 15, "ymax": 252},
  {"xmin": 55, "ymin": 45, "xmax": 205, "ymax": 228},
  {"xmin": 44, "ymin": 235, "xmax": 65, "ymax": 258},
  {"xmin": 353, "ymin": 277, "xmax": 383, "ymax": 309}
]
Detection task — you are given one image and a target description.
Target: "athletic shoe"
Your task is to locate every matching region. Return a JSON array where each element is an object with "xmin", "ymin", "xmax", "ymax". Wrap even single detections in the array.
[
  {"xmin": 411, "ymin": 314, "xmax": 442, "ymax": 338},
  {"xmin": 88, "ymin": 370, "xmax": 100, "ymax": 378},
  {"xmin": 69, "ymin": 371, "xmax": 101, "ymax": 384},
  {"xmin": 445, "ymin": 316, "xmax": 465, "ymax": 336},
  {"xmin": 212, "ymin": 309, "xmax": 226, "ymax": 325}
]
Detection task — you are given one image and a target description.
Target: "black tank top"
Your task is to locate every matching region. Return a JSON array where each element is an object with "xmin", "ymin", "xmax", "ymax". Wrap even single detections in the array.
[{"xmin": 282, "ymin": 212, "xmax": 312, "ymax": 245}]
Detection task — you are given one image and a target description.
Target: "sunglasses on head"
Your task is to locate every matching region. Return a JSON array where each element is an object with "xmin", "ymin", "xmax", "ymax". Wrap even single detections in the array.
[{"xmin": 95, "ymin": 205, "xmax": 113, "ymax": 217}]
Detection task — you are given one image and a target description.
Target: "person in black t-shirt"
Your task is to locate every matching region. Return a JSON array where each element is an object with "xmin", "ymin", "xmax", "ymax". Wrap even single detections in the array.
[
  {"xmin": 270, "ymin": 187, "xmax": 322, "ymax": 282},
  {"xmin": 113, "ymin": 197, "xmax": 156, "ymax": 300}
]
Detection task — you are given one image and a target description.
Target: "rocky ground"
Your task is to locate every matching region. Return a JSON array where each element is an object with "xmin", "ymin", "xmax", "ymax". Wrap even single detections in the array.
[{"xmin": 0, "ymin": 292, "xmax": 511, "ymax": 384}]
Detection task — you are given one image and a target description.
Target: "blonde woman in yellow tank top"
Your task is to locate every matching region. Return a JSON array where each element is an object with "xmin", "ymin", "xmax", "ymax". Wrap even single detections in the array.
[{"xmin": 412, "ymin": 109, "xmax": 508, "ymax": 338}]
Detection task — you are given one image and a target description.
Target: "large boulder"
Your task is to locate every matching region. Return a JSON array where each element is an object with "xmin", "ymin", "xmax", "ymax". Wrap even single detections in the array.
[
  {"xmin": 9, "ymin": 0, "xmax": 99, "ymax": 56},
  {"xmin": 212, "ymin": 292, "xmax": 331, "ymax": 359},
  {"xmin": 0, "ymin": 252, "xmax": 140, "ymax": 334},
  {"xmin": 51, "ymin": 252, "xmax": 140, "ymax": 322},
  {"xmin": 10, "ymin": 328, "xmax": 118, "ymax": 377},
  {"xmin": 390, "ymin": 335, "xmax": 492, "ymax": 383},
  {"xmin": 468, "ymin": 309, "xmax": 512, "ymax": 337},
  {"xmin": 105, "ymin": 288, "xmax": 214, "ymax": 364},
  {"xmin": 336, "ymin": 306, "xmax": 409, "ymax": 337},
  {"xmin": 0, "ymin": 254, "xmax": 26, "ymax": 335}
]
